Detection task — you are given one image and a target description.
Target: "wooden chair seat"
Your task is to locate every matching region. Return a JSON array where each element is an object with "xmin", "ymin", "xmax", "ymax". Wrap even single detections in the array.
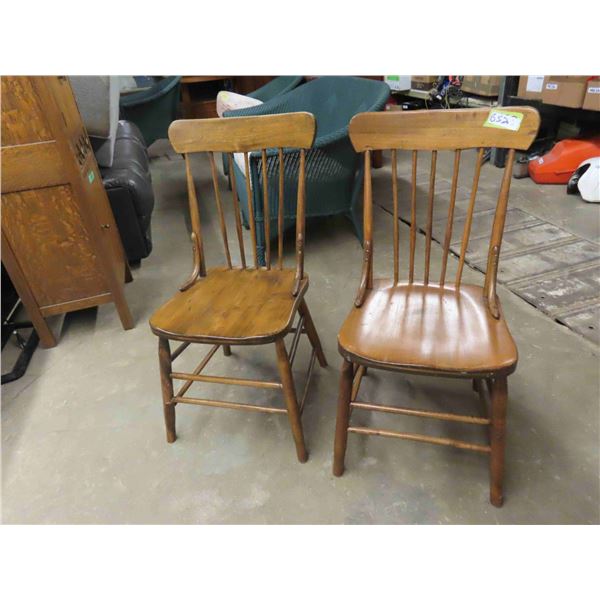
[
  {"xmin": 338, "ymin": 280, "xmax": 517, "ymax": 376},
  {"xmin": 150, "ymin": 267, "xmax": 307, "ymax": 344}
]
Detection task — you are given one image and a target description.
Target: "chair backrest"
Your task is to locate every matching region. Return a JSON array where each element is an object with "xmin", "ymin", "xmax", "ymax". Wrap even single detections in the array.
[
  {"xmin": 168, "ymin": 112, "xmax": 316, "ymax": 295},
  {"xmin": 348, "ymin": 107, "xmax": 540, "ymax": 317}
]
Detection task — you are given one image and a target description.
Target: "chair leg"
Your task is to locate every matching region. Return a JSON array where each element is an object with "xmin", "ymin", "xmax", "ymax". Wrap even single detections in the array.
[
  {"xmin": 489, "ymin": 375, "xmax": 508, "ymax": 507},
  {"xmin": 158, "ymin": 337, "xmax": 176, "ymax": 443},
  {"xmin": 299, "ymin": 299, "xmax": 327, "ymax": 367},
  {"xmin": 222, "ymin": 344, "xmax": 232, "ymax": 357},
  {"xmin": 333, "ymin": 358, "xmax": 354, "ymax": 477},
  {"xmin": 275, "ymin": 338, "xmax": 308, "ymax": 463}
]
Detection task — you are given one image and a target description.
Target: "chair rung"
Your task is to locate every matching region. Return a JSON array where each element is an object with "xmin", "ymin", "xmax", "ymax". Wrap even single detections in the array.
[
  {"xmin": 171, "ymin": 372, "xmax": 283, "ymax": 389},
  {"xmin": 348, "ymin": 426, "xmax": 491, "ymax": 453},
  {"xmin": 170, "ymin": 341, "xmax": 191, "ymax": 361},
  {"xmin": 298, "ymin": 349, "xmax": 317, "ymax": 414},
  {"xmin": 350, "ymin": 401, "xmax": 490, "ymax": 425},
  {"xmin": 174, "ymin": 396, "xmax": 287, "ymax": 414}
]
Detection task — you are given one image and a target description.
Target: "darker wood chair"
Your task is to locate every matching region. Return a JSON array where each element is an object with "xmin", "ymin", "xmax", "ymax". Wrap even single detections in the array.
[
  {"xmin": 333, "ymin": 107, "xmax": 540, "ymax": 506},
  {"xmin": 150, "ymin": 113, "xmax": 327, "ymax": 463}
]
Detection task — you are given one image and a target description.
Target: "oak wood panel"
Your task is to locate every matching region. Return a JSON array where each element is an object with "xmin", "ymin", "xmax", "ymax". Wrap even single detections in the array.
[
  {"xmin": 40, "ymin": 292, "xmax": 113, "ymax": 316},
  {"xmin": 169, "ymin": 113, "xmax": 316, "ymax": 153},
  {"xmin": 1, "ymin": 186, "xmax": 109, "ymax": 307},
  {"xmin": 349, "ymin": 107, "xmax": 540, "ymax": 151},
  {"xmin": 1, "ymin": 142, "xmax": 65, "ymax": 193},
  {"xmin": 0, "ymin": 77, "xmax": 52, "ymax": 145}
]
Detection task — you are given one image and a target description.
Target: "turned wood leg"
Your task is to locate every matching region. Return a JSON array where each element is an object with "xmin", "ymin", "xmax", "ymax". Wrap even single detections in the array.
[
  {"xmin": 275, "ymin": 338, "xmax": 308, "ymax": 463},
  {"xmin": 333, "ymin": 358, "xmax": 354, "ymax": 477},
  {"xmin": 299, "ymin": 299, "xmax": 327, "ymax": 367},
  {"xmin": 489, "ymin": 375, "xmax": 508, "ymax": 507},
  {"xmin": 158, "ymin": 337, "xmax": 176, "ymax": 443},
  {"xmin": 222, "ymin": 344, "xmax": 232, "ymax": 356}
]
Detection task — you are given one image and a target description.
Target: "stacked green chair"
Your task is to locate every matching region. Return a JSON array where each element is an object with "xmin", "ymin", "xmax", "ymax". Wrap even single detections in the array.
[
  {"xmin": 119, "ymin": 76, "xmax": 181, "ymax": 147},
  {"xmin": 223, "ymin": 76, "xmax": 390, "ymax": 264},
  {"xmin": 221, "ymin": 76, "xmax": 304, "ymax": 177},
  {"xmin": 246, "ymin": 75, "xmax": 304, "ymax": 102}
]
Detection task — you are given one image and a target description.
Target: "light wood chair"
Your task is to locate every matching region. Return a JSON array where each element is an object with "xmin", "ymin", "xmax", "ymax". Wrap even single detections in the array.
[
  {"xmin": 333, "ymin": 107, "xmax": 540, "ymax": 505},
  {"xmin": 150, "ymin": 113, "xmax": 327, "ymax": 463}
]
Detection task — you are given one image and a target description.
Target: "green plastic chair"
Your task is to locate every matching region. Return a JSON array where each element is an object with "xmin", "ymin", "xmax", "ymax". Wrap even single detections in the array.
[
  {"xmin": 221, "ymin": 76, "xmax": 303, "ymax": 177},
  {"xmin": 224, "ymin": 76, "xmax": 390, "ymax": 265},
  {"xmin": 120, "ymin": 76, "xmax": 181, "ymax": 147}
]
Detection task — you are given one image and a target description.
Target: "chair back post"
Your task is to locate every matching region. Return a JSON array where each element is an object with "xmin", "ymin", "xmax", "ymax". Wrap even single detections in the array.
[
  {"xmin": 484, "ymin": 147, "xmax": 516, "ymax": 318},
  {"xmin": 355, "ymin": 150, "xmax": 373, "ymax": 307},
  {"xmin": 348, "ymin": 108, "xmax": 540, "ymax": 315},
  {"xmin": 168, "ymin": 113, "xmax": 316, "ymax": 290},
  {"xmin": 292, "ymin": 148, "xmax": 307, "ymax": 296},
  {"xmin": 183, "ymin": 154, "xmax": 206, "ymax": 282}
]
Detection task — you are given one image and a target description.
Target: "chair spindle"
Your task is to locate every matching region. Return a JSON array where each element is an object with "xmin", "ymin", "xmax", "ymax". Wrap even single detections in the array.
[
  {"xmin": 261, "ymin": 149, "xmax": 271, "ymax": 269},
  {"xmin": 455, "ymin": 147, "xmax": 485, "ymax": 288},
  {"xmin": 243, "ymin": 151, "xmax": 258, "ymax": 268},
  {"xmin": 227, "ymin": 153, "xmax": 246, "ymax": 269},
  {"xmin": 208, "ymin": 152, "xmax": 232, "ymax": 268},
  {"xmin": 278, "ymin": 148, "xmax": 285, "ymax": 269},
  {"xmin": 409, "ymin": 150, "xmax": 417, "ymax": 284},
  {"xmin": 391, "ymin": 148, "xmax": 399, "ymax": 286},
  {"xmin": 440, "ymin": 149, "xmax": 461, "ymax": 287},
  {"xmin": 424, "ymin": 150, "xmax": 437, "ymax": 285}
]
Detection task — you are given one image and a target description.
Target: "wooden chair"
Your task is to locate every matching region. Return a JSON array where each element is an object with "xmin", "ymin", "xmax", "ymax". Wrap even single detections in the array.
[
  {"xmin": 333, "ymin": 107, "xmax": 540, "ymax": 505},
  {"xmin": 149, "ymin": 113, "xmax": 327, "ymax": 463}
]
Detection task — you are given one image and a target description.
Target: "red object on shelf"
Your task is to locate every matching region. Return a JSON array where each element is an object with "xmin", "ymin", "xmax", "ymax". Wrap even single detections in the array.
[{"xmin": 529, "ymin": 137, "xmax": 600, "ymax": 184}]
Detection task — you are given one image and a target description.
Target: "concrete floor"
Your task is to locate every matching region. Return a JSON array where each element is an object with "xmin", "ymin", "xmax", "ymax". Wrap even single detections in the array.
[{"xmin": 2, "ymin": 149, "xmax": 599, "ymax": 524}]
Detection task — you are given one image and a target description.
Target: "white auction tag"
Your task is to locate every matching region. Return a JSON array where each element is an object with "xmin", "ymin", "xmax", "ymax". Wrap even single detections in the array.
[{"xmin": 484, "ymin": 110, "xmax": 524, "ymax": 132}]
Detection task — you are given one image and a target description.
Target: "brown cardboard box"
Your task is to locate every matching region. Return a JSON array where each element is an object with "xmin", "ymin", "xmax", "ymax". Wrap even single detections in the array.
[
  {"xmin": 461, "ymin": 76, "xmax": 501, "ymax": 97},
  {"xmin": 582, "ymin": 79, "xmax": 600, "ymax": 111},
  {"xmin": 542, "ymin": 76, "xmax": 588, "ymax": 108},
  {"xmin": 517, "ymin": 76, "xmax": 545, "ymax": 100},
  {"xmin": 411, "ymin": 76, "xmax": 437, "ymax": 91}
]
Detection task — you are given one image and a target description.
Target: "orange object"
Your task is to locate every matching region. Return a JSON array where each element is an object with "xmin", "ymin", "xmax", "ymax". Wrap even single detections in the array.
[{"xmin": 529, "ymin": 137, "xmax": 600, "ymax": 184}]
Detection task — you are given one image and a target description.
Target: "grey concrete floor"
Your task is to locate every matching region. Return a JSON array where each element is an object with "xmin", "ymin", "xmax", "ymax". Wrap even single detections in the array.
[{"xmin": 2, "ymin": 149, "xmax": 599, "ymax": 524}]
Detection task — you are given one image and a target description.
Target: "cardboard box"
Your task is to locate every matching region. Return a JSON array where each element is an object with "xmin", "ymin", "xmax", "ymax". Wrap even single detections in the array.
[
  {"xmin": 461, "ymin": 76, "xmax": 501, "ymax": 97},
  {"xmin": 517, "ymin": 76, "xmax": 545, "ymax": 100},
  {"xmin": 411, "ymin": 76, "xmax": 437, "ymax": 91},
  {"xmin": 384, "ymin": 75, "xmax": 411, "ymax": 91},
  {"xmin": 582, "ymin": 79, "xmax": 600, "ymax": 111},
  {"xmin": 542, "ymin": 76, "xmax": 588, "ymax": 108}
]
